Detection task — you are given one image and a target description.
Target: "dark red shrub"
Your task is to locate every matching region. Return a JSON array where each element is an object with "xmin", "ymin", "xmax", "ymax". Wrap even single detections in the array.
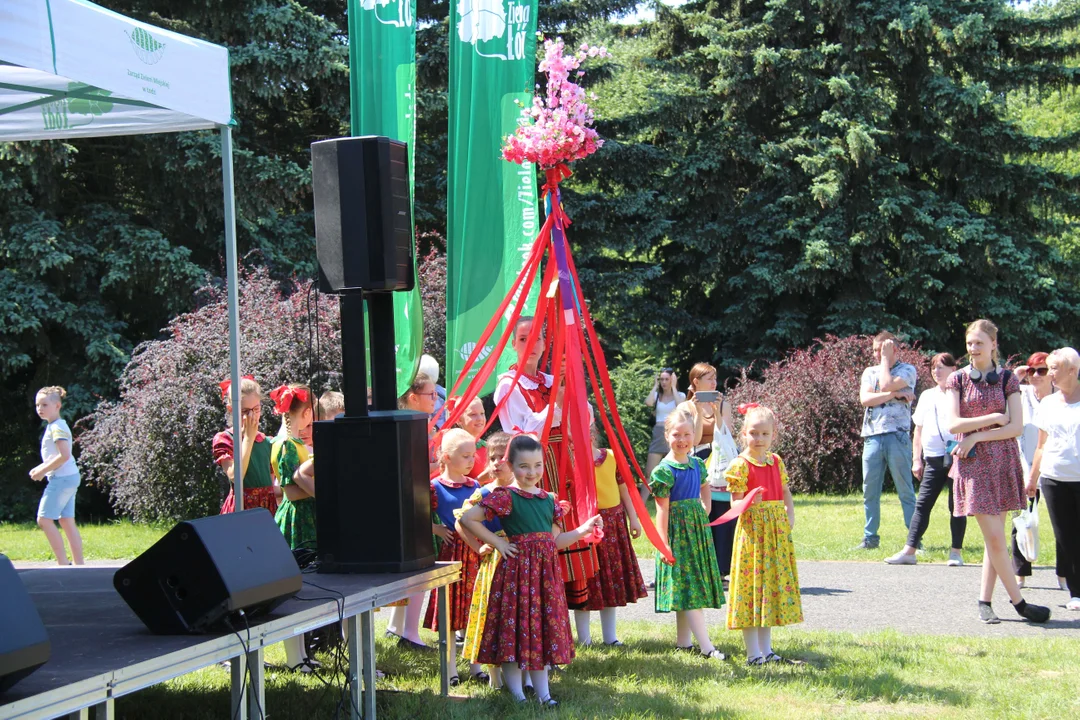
[
  {"xmin": 725, "ymin": 335, "xmax": 933, "ymax": 494},
  {"xmin": 77, "ymin": 269, "xmax": 342, "ymax": 522}
]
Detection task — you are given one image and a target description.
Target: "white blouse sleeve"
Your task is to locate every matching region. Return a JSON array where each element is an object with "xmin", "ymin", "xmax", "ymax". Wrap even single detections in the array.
[{"xmin": 495, "ymin": 377, "xmax": 560, "ymax": 433}]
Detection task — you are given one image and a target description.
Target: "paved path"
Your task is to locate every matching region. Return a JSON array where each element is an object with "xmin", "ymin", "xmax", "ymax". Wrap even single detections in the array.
[
  {"xmin": 14, "ymin": 558, "xmax": 1078, "ymax": 638},
  {"xmin": 619, "ymin": 559, "xmax": 1080, "ymax": 638}
]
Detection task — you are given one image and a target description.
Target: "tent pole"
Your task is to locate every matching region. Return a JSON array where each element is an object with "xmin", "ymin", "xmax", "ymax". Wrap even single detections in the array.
[{"xmin": 221, "ymin": 125, "xmax": 244, "ymax": 512}]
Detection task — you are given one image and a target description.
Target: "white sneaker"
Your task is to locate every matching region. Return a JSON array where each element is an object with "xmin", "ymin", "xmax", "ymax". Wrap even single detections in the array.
[
  {"xmin": 947, "ymin": 550, "xmax": 963, "ymax": 567},
  {"xmin": 884, "ymin": 551, "xmax": 917, "ymax": 565},
  {"xmin": 1066, "ymin": 597, "xmax": 1080, "ymax": 611}
]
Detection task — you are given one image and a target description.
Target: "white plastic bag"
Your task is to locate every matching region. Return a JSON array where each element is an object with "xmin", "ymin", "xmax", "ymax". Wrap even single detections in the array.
[
  {"xmin": 1013, "ymin": 497, "xmax": 1039, "ymax": 564},
  {"xmin": 707, "ymin": 423, "xmax": 739, "ymax": 488}
]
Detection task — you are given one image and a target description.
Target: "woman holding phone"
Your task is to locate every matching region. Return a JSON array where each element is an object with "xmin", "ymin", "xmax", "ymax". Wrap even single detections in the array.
[{"xmin": 643, "ymin": 368, "xmax": 686, "ymax": 499}]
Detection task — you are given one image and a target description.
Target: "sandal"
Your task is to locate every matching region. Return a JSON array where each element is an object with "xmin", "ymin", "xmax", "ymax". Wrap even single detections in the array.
[
  {"xmin": 702, "ymin": 649, "xmax": 726, "ymax": 661},
  {"xmin": 287, "ymin": 659, "xmax": 320, "ymax": 674},
  {"xmin": 448, "ymin": 675, "xmax": 461, "ymax": 687},
  {"xmin": 469, "ymin": 670, "xmax": 490, "ymax": 684},
  {"xmin": 605, "ymin": 640, "xmax": 625, "ymax": 647},
  {"xmin": 675, "ymin": 645, "xmax": 696, "ymax": 654},
  {"xmin": 538, "ymin": 696, "xmax": 560, "ymax": 707},
  {"xmin": 764, "ymin": 652, "xmax": 796, "ymax": 665},
  {"xmin": 745, "ymin": 656, "xmax": 766, "ymax": 667}
]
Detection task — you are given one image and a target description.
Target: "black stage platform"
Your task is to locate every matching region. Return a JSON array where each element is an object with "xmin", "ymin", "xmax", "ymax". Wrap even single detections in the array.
[{"xmin": 0, "ymin": 563, "xmax": 458, "ymax": 720}]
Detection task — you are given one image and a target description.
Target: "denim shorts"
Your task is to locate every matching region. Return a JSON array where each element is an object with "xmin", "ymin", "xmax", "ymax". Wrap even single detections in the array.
[{"xmin": 38, "ymin": 472, "xmax": 80, "ymax": 520}]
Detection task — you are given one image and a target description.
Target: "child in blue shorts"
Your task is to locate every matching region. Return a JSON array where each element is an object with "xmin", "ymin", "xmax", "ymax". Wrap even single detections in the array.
[{"xmin": 31, "ymin": 386, "xmax": 84, "ymax": 565}]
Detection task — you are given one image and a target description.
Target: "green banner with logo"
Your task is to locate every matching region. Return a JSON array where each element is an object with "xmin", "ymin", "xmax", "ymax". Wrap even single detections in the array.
[
  {"xmin": 446, "ymin": 0, "xmax": 541, "ymax": 392},
  {"xmin": 349, "ymin": 0, "xmax": 422, "ymax": 395}
]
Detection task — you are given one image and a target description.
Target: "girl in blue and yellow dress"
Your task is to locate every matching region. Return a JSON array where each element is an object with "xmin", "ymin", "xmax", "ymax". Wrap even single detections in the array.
[
  {"xmin": 649, "ymin": 412, "xmax": 727, "ymax": 659},
  {"xmin": 724, "ymin": 404, "xmax": 802, "ymax": 665}
]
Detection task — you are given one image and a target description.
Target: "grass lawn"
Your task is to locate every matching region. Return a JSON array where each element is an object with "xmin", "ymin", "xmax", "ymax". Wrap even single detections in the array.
[
  {"xmin": 110, "ymin": 620, "xmax": 1080, "ymax": 719},
  {"xmin": 2, "ymin": 492, "xmax": 1060, "ymax": 570}
]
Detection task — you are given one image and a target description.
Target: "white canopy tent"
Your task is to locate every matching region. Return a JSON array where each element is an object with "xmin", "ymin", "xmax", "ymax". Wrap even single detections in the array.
[{"xmin": 1, "ymin": 0, "xmax": 250, "ymax": 507}]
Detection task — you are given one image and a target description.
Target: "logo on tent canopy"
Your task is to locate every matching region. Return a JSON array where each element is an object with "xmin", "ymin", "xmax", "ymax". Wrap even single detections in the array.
[
  {"xmin": 41, "ymin": 84, "xmax": 115, "ymax": 132},
  {"xmin": 359, "ymin": 0, "xmax": 413, "ymax": 28},
  {"xmin": 126, "ymin": 26, "xmax": 167, "ymax": 65},
  {"xmin": 457, "ymin": 0, "xmax": 529, "ymax": 61}
]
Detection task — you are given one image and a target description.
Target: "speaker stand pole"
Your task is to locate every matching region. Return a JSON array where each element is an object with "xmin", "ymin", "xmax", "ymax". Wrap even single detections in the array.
[
  {"xmin": 340, "ymin": 294, "xmax": 368, "ymax": 418},
  {"xmin": 367, "ymin": 292, "xmax": 397, "ymax": 411}
]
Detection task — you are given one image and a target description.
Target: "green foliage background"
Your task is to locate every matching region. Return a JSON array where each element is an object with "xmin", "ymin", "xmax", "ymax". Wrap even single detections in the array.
[{"xmin": 4, "ymin": 0, "xmax": 1080, "ymax": 517}]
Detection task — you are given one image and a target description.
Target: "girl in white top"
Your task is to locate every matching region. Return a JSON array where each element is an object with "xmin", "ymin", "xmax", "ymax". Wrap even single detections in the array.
[
  {"xmin": 1026, "ymin": 347, "xmax": 1080, "ymax": 610},
  {"xmin": 643, "ymin": 368, "xmax": 686, "ymax": 499},
  {"xmin": 30, "ymin": 386, "xmax": 84, "ymax": 565},
  {"xmin": 885, "ymin": 353, "xmax": 967, "ymax": 566}
]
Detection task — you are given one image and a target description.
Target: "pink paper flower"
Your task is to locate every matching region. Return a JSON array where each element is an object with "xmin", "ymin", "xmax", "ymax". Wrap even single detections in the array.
[{"xmin": 502, "ymin": 37, "xmax": 610, "ymax": 170}]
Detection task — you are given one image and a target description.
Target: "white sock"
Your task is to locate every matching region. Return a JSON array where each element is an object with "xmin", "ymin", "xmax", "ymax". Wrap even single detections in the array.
[
  {"xmin": 469, "ymin": 662, "xmax": 483, "ymax": 677},
  {"xmin": 742, "ymin": 629, "xmax": 761, "ymax": 660},
  {"xmin": 284, "ymin": 636, "xmax": 307, "ymax": 667},
  {"xmin": 574, "ymin": 610, "xmax": 592, "ymax": 645},
  {"xmin": 523, "ymin": 671, "xmax": 533, "ymax": 689},
  {"xmin": 600, "ymin": 607, "xmax": 618, "ymax": 645},
  {"xmin": 529, "ymin": 668, "xmax": 551, "ymax": 702},
  {"xmin": 758, "ymin": 627, "xmax": 773, "ymax": 657},
  {"xmin": 447, "ymin": 635, "xmax": 458, "ymax": 676},
  {"xmin": 501, "ymin": 663, "xmax": 524, "ymax": 700},
  {"xmin": 686, "ymin": 609, "xmax": 715, "ymax": 654},
  {"xmin": 489, "ymin": 665, "xmax": 503, "ymax": 689},
  {"xmin": 675, "ymin": 611, "xmax": 692, "ymax": 647},
  {"xmin": 387, "ymin": 605, "xmax": 405, "ymax": 636},
  {"xmin": 402, "ymin": 593, "xmax": 426, "ymax": 644}
]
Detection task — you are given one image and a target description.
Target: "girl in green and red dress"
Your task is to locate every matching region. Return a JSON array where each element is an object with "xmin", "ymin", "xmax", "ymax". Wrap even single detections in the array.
[
  {"xmin": 461, "ymin": 434, "xmax": 603, "ymax": 707},
  {"xmin": 649, "ymin": 412, "xmax": 726, "ymax": 660},
  {"xmin": 724, "ymin": 404, "xmax": 802, "ymax": 665},
  {"xmin": 213, "ymin": 376, "xmax": 279, "ymax": 515},
  {"xmin": 422, "ymin": 428, "xmax": 484, "ymax": 685}
]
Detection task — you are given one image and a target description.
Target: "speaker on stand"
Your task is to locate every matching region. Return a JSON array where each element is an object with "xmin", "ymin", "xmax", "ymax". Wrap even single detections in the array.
[{"xmin": 310, "ymin": 135, "xmax": 434, "ymax": 573}]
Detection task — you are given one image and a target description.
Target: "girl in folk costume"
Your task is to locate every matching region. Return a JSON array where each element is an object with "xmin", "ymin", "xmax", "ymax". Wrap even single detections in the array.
[
  {"xmin": 455, "ymin": 432, "xmax": 517, "ymax": 689},
  {"xmin": 214, "ymin": 376, "xmax": 279, "ymax": 515},
  {"xmin": 423, "ymin": 429, "xmax": 484, "ymax": 685},
  {"xmin": 268, "ymin": 383, "xmax": 319, "ymax": 673},
  {"xmin": 461, "ymin": 434, "xmax": 603, "ymax": 706},
  {"xmin": 456, "ymin": 397, "xmax": 491, "ymax": 483},
  {"xmin": 494, "ymin": 316, "xmax": 599, "ymax": 609},
  {"xmin": 649, "ymin": 412, "xmax": 726, "ymax": 660},
  {"xmin": 724, "ymin": 404, "xmax": 803, "ymax": 665},
  {"xmin": 386, "ymin": 372, "xmax": 440, "ymax": 650},
  {"xmin": 575, "ymin": 424, "xmax": 648, "ymax": 646}
]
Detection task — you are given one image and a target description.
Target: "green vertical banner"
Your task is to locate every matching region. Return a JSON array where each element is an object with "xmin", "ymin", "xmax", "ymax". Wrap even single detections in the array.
[
  {"xmin": 349, "ymin": 0, "xmax": 423, "ymax": 395},
  {"xmin": 447, "ymin": 0, "xmax": 541, "ymax": 392}
]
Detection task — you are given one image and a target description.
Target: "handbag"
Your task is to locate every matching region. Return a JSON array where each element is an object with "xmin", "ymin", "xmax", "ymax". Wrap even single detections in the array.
[
  {"xmin": 1013, "ymin": 497, "xmax": 1040, "ymax": 563},
  {"xmin": 707, "ymin": 422, "xmax": 740, "ymax": 487}
]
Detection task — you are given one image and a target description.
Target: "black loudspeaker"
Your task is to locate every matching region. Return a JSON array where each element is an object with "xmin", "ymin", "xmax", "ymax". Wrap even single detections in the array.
[
  {"xmin": 312, "ymin": 136, "xmax": 413, "ymax": 294},
  {"xmin": 313, "ymin": 411, "xmax": 435, "ymax": 573},
  {"xmin": 114, "ymin": 509, "xmax": 302, "ymax": 634},
  {"xmin": 0, "ymin": 555, "xmax": 50, "ymax": 694}
]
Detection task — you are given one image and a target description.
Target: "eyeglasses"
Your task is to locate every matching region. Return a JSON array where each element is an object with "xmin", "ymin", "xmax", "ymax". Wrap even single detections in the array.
[
  {"xmin": 416, "ymin": 392, "xmax": 439, "ymax": 399},
  {"xmin": 1030, "ymin": 367, "xmax": 1049, "ymax": 377}
]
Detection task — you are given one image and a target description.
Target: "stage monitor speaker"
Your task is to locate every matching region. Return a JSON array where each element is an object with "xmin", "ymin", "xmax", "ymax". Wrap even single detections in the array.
[
  {"xmin": 114, "ymin": 509, "xmax": 302, "ymax": 634},
  {"xmin": 313, "ymin": 410, "xmax": 435, "ymax": 573},
  {"xmin": 312, "ymin": 135, "xmax": 413, "ymax": 294},
  {"xmin": 0, "ymin": 554, "xmax": 50, "ymax": 694}
]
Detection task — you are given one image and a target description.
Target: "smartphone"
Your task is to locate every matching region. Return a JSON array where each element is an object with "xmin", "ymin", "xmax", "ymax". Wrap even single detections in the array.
[
  {"xmin": 694, "ymin": 390, "xmax": 720, "ymax": 403},
  {"xmin": 945, "ymin": 440, "xmax": 975, "ymax": 459}
]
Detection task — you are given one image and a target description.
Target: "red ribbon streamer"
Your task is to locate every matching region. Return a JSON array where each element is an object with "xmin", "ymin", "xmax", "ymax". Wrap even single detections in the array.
[{"xmin": 707, "ymin": 487, "xmax": 764, "ymax": 526}]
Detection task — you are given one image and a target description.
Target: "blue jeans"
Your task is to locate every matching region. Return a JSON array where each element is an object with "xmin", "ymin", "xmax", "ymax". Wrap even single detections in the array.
[{"xmin": 862, "ymin": 431, "xmax": 916, "ymax": 542}]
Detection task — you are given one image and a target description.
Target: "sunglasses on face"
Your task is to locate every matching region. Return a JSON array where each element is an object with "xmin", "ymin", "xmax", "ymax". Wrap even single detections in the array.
[{"xmin": 1029, "ymin": 367, "xmax": 1049, "ymax": 377}]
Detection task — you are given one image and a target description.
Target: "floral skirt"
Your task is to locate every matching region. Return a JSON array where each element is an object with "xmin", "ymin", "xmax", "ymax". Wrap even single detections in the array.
[
  {"xmin": 462, "ymin": 532, "xmax": 505, "ymax": 663},
  {"xmin": 274, "ymin": 496, "xmax": 316, "ymax": 551},
  {"xmin": 424, "ymin": 537, "xmax": 481, "ymax": 633},
  {"xmin": 585, "ymin": 506, "xmax": 648, "ymax": 610},
  {"xmin": 476, "ymin": 532, "xmax": 575, "ymax": 670},
  {"xmin": 727, "ymin": 501, "xmax": 802, "ymax": 629},
  {"xmin": 950, "ymin": 438, "xmax": 1026, "ymax": 516},
  {"xmin": 220, "ymin": 486, "xmax": 278, "ymax": 516},
  {"xmin": 654, "ymin": 499, "xmax": 725, "ymax": 613}
]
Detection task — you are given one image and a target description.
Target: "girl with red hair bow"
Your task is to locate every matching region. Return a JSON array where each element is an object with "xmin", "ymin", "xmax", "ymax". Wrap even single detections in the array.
[{"xmin": 213, "ymin": 376, "xmax": 280, "ymax": 515}]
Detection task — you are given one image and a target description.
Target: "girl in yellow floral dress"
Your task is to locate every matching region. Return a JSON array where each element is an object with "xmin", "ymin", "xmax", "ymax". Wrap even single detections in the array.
[{"xmin": 724, "ymin": 405, "xmax": 802, "ymax": 665}]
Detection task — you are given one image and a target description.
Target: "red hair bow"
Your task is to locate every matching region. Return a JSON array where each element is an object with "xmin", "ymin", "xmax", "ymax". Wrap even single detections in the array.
[
  {"xmin": 503, "ymin": 428, "xmax": 541, "ymax": 462},
  {"xmin": 269, "ymin": 385, "xmax": 309, "ymax": 415},
  {"xmin": 737, "ymin": 402, "xmax": 760, "ymax": 416},
  {"xmin": 219, "ymin": 375, "xmax": 254, "ymax": 403}
]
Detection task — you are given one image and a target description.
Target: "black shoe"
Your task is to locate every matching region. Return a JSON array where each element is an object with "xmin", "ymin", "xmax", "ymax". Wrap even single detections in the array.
[
  {"xmin": 853, "ymin": 538, "xmax": 879, "ymax": 550},
  {"xmin": 396, "ymin": 636, "xmax": 435, "ymax": 652},
  {"xmin": 1013, "ymin": 599, "xmax": 1051, "ymax": 623}
]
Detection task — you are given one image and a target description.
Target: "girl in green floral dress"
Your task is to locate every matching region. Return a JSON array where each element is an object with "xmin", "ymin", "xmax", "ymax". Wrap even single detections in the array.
[{"xmin": 649, "ymin": 411, "xmax": 726, "ymax": 660}]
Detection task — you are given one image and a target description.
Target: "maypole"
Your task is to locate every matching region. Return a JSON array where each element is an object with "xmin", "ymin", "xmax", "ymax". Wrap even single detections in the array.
[{"xmin": 438, "ymin": 39, "xmax": 674, "ymax": 565}]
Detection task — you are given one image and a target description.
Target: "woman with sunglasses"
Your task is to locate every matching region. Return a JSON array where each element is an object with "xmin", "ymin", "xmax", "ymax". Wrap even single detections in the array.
[
  {"xmin": 643, "ymin": 368, "xmax": 686, "ymax": 499},
  {"xmin": 1014, "ymin": 352, "xmax": 1067, "ymax": 590},
  {"xmin": 945, "ymin": 319, "xmax": 1050, "ymax": 624}
]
